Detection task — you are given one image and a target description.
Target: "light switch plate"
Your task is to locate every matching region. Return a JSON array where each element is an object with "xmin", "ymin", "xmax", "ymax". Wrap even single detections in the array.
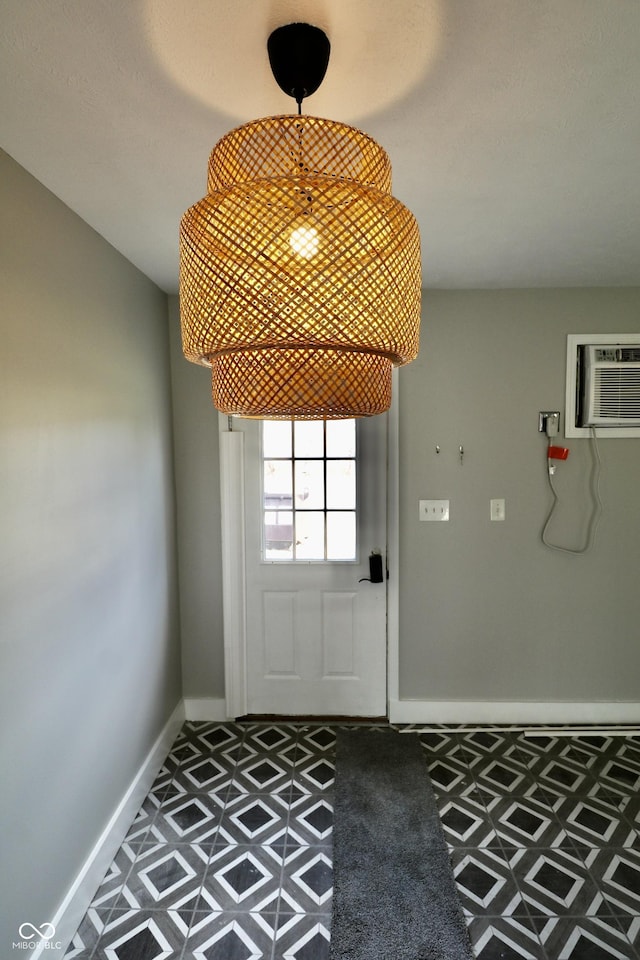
[
  {"xmin": 490, "ymin": 498, "xmax": 505, "ymax": 521},
  {"xmin": 419, "ymin": 499, "xmax": 450, "ymax": 521}
]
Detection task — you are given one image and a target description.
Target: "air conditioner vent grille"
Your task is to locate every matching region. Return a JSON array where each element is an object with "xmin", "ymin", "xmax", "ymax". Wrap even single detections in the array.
[{"xmin": 593, "ymin": 368, "xmax": 640, "ymax": 420}]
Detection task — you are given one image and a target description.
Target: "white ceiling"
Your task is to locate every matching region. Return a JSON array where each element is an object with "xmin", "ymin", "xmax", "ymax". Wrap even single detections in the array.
[{"xmin": 2, "ymin": 0, "xmax": 640, "ymax": 294}]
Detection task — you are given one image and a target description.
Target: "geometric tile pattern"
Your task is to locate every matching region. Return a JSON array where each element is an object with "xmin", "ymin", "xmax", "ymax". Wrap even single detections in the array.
[
  {"xmin": 422, "ymin": 726, "xmax": 640, "ymax": 959},
  {"xmin": 65, "ymin": 722, "xmax": 334, "ymax": 960},
  {"xmin": 64, "ymin": 722, "xmax": 640, "ymax": 960}
]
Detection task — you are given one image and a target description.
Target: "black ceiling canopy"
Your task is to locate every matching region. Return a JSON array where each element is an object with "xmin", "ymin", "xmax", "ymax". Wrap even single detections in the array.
[{"xmin": 267, "ymin": 22, "xmax": 331, "ymax": 110}]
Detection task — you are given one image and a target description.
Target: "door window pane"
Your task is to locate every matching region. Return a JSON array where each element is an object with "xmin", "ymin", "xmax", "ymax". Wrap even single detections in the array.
[
  {"xmin": 326, "ymin": 419, "xmax": 356, "ymax": 457},
  {"xmin": 295, "ymin": 460, "xmax": 324, "ymax": 509},
  {"xmin": 327, "ymin": 512, "xmax": 356, "ymax": 560},
  {"xmin": 295, "ymin": 511, "xmax": 325, "ymax": 559},
  {"xmin": 264, "ymin": 460, "xmax": 292, "ymax": 504},
  {"xmin": 326, "ymin": 460, "xmax": 356, "ymax": 510},
  {"xmin": 294, "ymin": 420, "xmax": 324, "ymax": 457},
  {"xmin": 264, "ymin": 511, "xmax": 293, "ymax": 560},
  {"xmin": 263, "ymin": 420, "xmax": 292, "ymax": 458}
]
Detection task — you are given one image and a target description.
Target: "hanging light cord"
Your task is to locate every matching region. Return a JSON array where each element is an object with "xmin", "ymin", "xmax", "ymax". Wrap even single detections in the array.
[{"xmin": 541, "ymin": 429, "xmax": 603, "ymax": 554}]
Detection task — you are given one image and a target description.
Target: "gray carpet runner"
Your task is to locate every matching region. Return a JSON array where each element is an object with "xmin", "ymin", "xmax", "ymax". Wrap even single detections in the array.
[{"xmin": 330, "ymin": 727, "xmax": 473, "ymax": 959}]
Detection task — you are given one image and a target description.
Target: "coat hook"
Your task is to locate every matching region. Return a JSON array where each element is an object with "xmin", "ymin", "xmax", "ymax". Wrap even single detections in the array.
[
  {"xmin": 435, "ymin": 444, "xmax": 440, "ymax": 454},
  {"xmin": 459, "ymin": 445, "xmax": 464, "ymax": 464}
]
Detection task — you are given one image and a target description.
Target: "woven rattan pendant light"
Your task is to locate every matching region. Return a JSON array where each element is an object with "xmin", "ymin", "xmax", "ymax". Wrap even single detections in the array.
[{"xmin": 179, "ymin": 23, "xmax": 421, "ymax": 419}]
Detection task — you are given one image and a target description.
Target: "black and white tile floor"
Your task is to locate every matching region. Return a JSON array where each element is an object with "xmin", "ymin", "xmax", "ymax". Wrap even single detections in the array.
[{"xmin": 64, "ymin": 723, "xmax": 640, "ymax": 959}]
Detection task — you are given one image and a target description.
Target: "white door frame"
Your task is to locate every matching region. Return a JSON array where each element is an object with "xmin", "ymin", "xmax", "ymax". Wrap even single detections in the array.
[
  {"xmin": 218, "ymin": 428, "xmax": 248, "ymax": 718},
  {"xmin": 386, "ymin": 370, "xmax": 401, "ymax": 718},
  {"xmin": 218, "ymin": 372, "xmax": 401, "ymax": 719}
]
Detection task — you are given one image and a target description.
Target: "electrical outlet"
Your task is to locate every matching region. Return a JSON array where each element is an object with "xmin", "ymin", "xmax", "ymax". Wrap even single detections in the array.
[
  {"xmin": 539, "ymin": 411, "xmax": 560, "ymax": 434},
  {"xmin": 419, "ymin": 499, "xmax": 450, "ymax": 521}
]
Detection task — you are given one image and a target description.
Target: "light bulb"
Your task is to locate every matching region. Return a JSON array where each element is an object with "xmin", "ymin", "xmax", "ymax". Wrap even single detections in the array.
[{"xmin": 289, "ymin": 226, "xmax": 319, "ymax": 259}]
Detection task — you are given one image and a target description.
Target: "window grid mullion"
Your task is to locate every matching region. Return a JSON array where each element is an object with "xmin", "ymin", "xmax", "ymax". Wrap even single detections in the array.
[
  {"xmin": 323, "ymin": 421, "xmax": 328, "ymax": 560},
  {"xmin": 290, "ymin": 420, "xmax": 298, "ymax": 560}
]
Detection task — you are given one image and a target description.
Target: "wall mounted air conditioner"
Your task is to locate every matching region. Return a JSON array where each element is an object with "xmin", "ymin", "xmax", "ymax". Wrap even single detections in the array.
[
  {"xmin": 579, "ymin": 345, "xmax": 640, "ymax": 427},
  {"xmin": 566, "ymin": 334, "xmax": 640, "ymax": 438}
]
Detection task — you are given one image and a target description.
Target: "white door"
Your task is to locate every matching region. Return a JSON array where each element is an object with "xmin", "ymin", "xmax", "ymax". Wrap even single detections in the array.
[{"xmin": 225, "ymin": 415, "xmax": 388, "ymax": 717}]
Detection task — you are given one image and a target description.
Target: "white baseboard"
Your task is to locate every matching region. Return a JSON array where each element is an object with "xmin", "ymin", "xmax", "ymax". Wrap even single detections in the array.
[
  {"xmin": 45, "ymin": 698, "xmax": 226, "ymax": 956},
  {"xmin": 183, "ymin": 697, "xmax": 229, "ymax": 721},
  {"xmin": 389, "ymin": 699, "xmax": 640, "ymax": 726},
  {"xmin": 39, "ymin": 700, "xmax": 185, "ymax": 960}
]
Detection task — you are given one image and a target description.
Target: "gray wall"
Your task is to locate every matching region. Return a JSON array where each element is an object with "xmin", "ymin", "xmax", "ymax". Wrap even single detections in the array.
[
  {"xmin": 399, "ymin": 289, "xmax": 640, "ymax": 703},
  {"xmin": 168, "ymin": 297, "xmax": 225, "ymax": 698},
  {"xmin": 168, "ymin": 286, "xmax": 640, "ymax": 710},
  {"xmin": 0, "ymin": 151, "xmax": 181, "ymax": 946}
]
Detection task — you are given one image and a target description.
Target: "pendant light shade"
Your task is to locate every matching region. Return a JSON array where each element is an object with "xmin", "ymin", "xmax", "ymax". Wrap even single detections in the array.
[{"xmin": 179, "ymin": 31, "xmax": 421, "ymax": 419}]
